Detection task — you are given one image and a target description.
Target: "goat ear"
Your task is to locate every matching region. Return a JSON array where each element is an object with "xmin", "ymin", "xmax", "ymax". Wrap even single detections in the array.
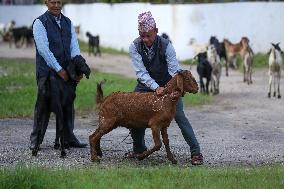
[{"xmin": 176, "ymin": 73, "xmax": 184, "ymax": 94}]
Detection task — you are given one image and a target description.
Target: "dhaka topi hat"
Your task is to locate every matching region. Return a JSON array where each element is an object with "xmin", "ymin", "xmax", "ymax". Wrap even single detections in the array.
[{"xmin": 138, "ymin": 11, "xmax": 156, "ymax": 32}]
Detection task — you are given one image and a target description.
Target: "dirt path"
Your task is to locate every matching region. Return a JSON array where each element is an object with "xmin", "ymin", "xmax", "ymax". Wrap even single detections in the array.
[{"xmin": 0, "ymin": 43, "xmax": 284, "ymax": 167}]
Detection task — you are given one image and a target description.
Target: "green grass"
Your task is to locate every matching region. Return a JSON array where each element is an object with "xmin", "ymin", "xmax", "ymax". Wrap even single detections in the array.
[
  {"xmin": 181, "ymin": 58, "xmax": 196, "ymax": 65},
  {"xmin": 0, "ymin": 58, "xmax": 210, "ymax": 118},
  {"xmin": 1, "ymin": 165, "xmax": 284, "ymax": 189},
  {"xmin": 78, "ymin": 40, "xmax": 128, "ymax": 55},
  {"xmin": 227, "ymin": 53, "xmax": 284, "ymax": 71}
]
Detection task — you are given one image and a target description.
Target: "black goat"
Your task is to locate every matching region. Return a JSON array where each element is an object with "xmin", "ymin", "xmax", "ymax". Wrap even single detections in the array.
[
  {"xmin": 209, "ymin": 36, "xmax": 227, "ymax": 62},
  {"xmin": 10, "ymin": 26, "xmax": 33, "ymax": 48},
  {"xmin": 196, "ymin": 52, "xmax": 212, "ymax": 94},
  {"xmin": 53, "ymin": 55, "xmax": 91, "ymax": 149},
  {"xmin": 86, "ymin": 32, "xmax": 101, "ymax": 56},
  {"xmin": 32, "ymin": 55, "xmax": 91, "ymax": 158},
  {"xmin": 66, "ymin": 55, "xmax": 91, "ymax": 80}
]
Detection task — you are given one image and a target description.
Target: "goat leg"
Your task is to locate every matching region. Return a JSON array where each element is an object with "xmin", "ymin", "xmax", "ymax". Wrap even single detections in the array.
[
  {"xmin": 161, "ymin": 128, "xmax": 177, "ymax": 164},
  {"xmin": 243, "ymin": 65, "xmax": 246, "ymax": 83},
  {"xmin": 225, "ymin": 60, "xmax": 229, "ymax": 76},
  {"xmin": 277, "ymin": 77, "xmax": 281, "ymax": 99},
  {"xmin": 96, "ymin": 139, "xmax": 102, "ymax": 157},
  {"xmin": 56, "ymin": 112, "xmax": 66, "ymax": 158},
  {"xmin": 32, "ymin": 130, "xmax": 41, "ymax": 156},
  {"xmin": 59, "ymin": 129, "xmax": 66, "ymax": 158},
  {"xmin": 89, "ymin": 130, "xmax": 103, "ymax": 162},
  {"xmin": 54, "ymin": 120, "xmax": 60, "ymax": 149},
  {"xmin": 90, "ymin": 122, "xmax": 115, "ymax": 162},
  {"xmin": 205, "ymin": 78, "xmax": 210, "ymax": 95},
  {"xmin": 97, "ymin": 46, "xmax": 101, "ymax": 56},
  {"xmin": 137, "ymin": 127, "xmax": 162, "ymax": 160},
  {"xmin": 268, "ymin": 75, "xmax": 272, "ymax": 98}
]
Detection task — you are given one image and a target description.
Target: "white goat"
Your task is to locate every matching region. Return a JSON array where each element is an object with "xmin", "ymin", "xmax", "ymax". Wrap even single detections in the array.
[
  {"xmin": 243, "ymin": 48, "xmax": 254, "ymax": 85},
  {"xmin": 268, "ymin": 43, "xmax": 283, "ymax": 98},
  {"xmin": 188, "ymin": 38, "xmax": 208, "ymax": 57},
  {"xmin": 207, "ymin": 44, "xmax": 221, "ymax": 94}
]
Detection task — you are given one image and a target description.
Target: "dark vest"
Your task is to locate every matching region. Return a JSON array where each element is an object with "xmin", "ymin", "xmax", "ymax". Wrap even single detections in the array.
[
  {"xmin": 134, "ymin": 35, "xmax": 171, "ymax": 92},
  {"xmin": 33, "ymin": 11, "xmax": 72, "ymax": 79}
]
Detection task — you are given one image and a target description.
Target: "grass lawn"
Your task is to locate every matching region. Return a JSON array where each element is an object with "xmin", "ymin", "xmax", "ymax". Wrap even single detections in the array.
[
  {"xmin": 0, "ymin": 58, "xmax": 211, "ymax": 118},
  {"xmin": 1, "ymin": 164, "xmax": 284, "ymax": 189}
]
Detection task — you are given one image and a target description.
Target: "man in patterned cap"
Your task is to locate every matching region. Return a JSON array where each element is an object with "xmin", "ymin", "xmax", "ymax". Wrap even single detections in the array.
[{"xmin": 127, "ymin": 11, "xmax": 203, "ymax": 165}]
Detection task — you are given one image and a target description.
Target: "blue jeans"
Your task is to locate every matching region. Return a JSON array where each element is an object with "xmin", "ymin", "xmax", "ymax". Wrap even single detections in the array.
[{"xmin": 130, "ymin": 98, "xmax": 200, "ymax": 155}]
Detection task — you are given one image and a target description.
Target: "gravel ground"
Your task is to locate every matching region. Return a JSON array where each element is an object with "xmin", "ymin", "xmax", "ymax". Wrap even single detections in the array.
[{"xmin": 0, "ymin": 43, "xmax": 284, "ymax": 168}]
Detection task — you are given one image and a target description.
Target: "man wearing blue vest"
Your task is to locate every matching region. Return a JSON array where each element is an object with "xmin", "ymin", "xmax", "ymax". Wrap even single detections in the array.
[
  {"xmin": 29, "ymin": 0, "xmax": 87, "ymax": 150},
  {"xmin": 127, "ymin": 11, "xmax": 203, "ymax": 165}
]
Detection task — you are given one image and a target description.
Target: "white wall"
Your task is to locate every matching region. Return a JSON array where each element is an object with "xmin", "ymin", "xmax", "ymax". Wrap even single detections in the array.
[
  {"xmin": 1, "ymin": 2, "xmax": 284, "ymax": 60},
  {"xmin": 0, "ymin": 5, "xmax": 46, "ymax": 27}
]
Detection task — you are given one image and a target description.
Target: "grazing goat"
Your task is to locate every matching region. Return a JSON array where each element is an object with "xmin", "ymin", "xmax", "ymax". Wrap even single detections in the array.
[
  {"xmin": 86, "ymin": 32, "xmax": 101, "ymax": 56},
  {"xmin": 89, "ymin": 70, "xmax": 198, "ymax": 164},
  {"xmin": 188, "ymin": 38, "xmax": 208, "ymax": 57},
  {"xmin": 243, "ymin": 48, "xmax": 254, "ymax": 85},
  {"xmin": 223, "ymin": 37, "xmax": 250, "ymax": 76},
  {"xmin": 207, "ymin": 44, "xmax": 221, "ymax": 94},
  {"xmin": 196, "ymin": 52, "xmax": 212, "ymax": 94},
  {"xmin": 268, "ymin": 43, "xmax": 283, "ymax": 98},
  {"xmin": 32, "ymin": 55, "xmax": 91, "ymax": 157}
]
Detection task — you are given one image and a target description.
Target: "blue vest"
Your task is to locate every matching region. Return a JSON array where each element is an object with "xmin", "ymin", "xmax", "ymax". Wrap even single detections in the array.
[
  {"xmin": 134, "ymin": 36, "xmax": 171, "ymax": 92},
  {"xmin": 34, "ymin": 11, "xmax": 71, "ymax": 79}
]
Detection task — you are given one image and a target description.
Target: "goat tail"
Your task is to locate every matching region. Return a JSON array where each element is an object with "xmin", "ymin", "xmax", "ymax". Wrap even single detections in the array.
[{"xmin": 96, "ymin": 80, "xmax": 106, "ymax": 109}]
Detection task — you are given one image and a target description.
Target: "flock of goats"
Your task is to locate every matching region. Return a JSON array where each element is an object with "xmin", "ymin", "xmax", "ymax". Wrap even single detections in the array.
[
  {"xmin": 0, "ymin": 20, "xmax": 283, "ymax": 99},
  {"xmin": 0, "ymin": 20, "xmax": 33, "ymax": 48},
  {"xmin": 188, "ymin": 36, "xmax": 283, "ymax": 99}
]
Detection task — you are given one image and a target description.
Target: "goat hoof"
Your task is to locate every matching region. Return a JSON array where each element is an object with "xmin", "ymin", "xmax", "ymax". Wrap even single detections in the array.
[
  {"xmin": 32, "ymin": 150, "xmax": 38, "ymax": 156},
  {"xmin": 268, "ymin": 93, "xmax": 271, "ymax": 98},
  {"xmin": 273, "ymin": 92, "xmax": 276, "ymax": 97},
  {"xmin": 137, "ymin": 154, "xmax": 146, "ymax": 161},
  {"xmin": 171, "ymin": 159, "xmax": 178, "ymax": 164},
  {"xmin": 91, "ymin": 157, "xmax": 100, "ymax": 163},
  {"xmin": 63, "ymin": 143, "xmax": 70, "ymax": 149},
  {"xmin": 60, "ymin": 151, "xmax": 66, "ymax": 158},
  {"xmin": 278, "ymin": 95, "xmax": 281, "ymax": 99},
  {"xmin": 54, "ymin": 143, "xmax": 60, "ymax": 149},
  {"xmin": 97, "ymin": 150, "xmax": 103, "ymax": 157},
  {"xmin": 60, "ymin": 153, "xmax": 66, "ymax": 158}
]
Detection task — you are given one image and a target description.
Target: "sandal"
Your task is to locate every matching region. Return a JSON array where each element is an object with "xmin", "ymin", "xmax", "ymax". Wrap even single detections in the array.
[{"xmin": 124, "ymin": 151, "xmax": 144, "ymax": 159}]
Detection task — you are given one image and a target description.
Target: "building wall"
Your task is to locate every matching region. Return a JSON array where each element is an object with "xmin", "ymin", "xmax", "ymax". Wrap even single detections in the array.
[{"xmin": 1, "ymin": 2, "xmax": 284, "ymax": 60}]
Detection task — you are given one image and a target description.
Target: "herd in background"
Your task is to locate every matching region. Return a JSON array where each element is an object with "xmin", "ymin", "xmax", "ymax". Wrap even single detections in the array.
[
  {"xmin": 0, "ymin": 21, "xmax": 102, "ymax": 57},
  {"xmin": 187, "ymin": 35, "xmax": 283, "ymax": 99},
  {"xmin": 0, "ymin": 20, "xmax": 33, "ymax": 48},
  {"xmin": 0, "ymin": 21, "xmax": 283, "ymax": 99}
]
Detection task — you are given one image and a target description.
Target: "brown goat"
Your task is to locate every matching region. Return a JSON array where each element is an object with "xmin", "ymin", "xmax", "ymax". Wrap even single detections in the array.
[
  {"xmin": 223, "ymin": 37, "xmax": 250, "ymax": 76},
  {"xmin": 89, "ymin": 70, "xmax": 198, "ymax": 164}
]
